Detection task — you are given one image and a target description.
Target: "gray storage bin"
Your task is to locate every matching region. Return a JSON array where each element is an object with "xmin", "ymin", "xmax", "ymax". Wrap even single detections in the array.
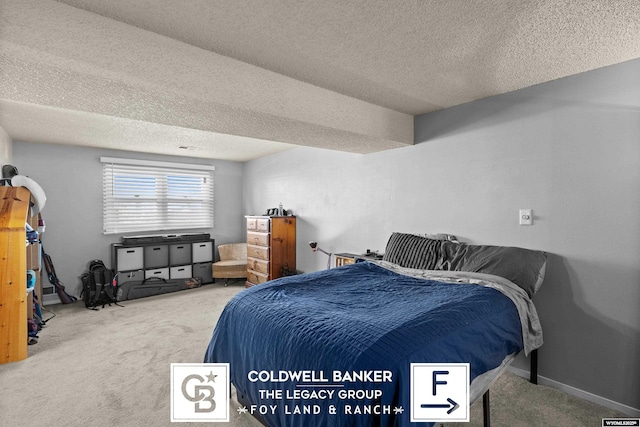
[
  {"xmin": 117, "ymin": 269, "xmax": 144, "ymax": 285},
  {"xmin": 170, "ymin": 244, "xmax": 192, "ymax": 265},
  {"xmin": 193, "ymin": 262, "xmax": 213, "ymax": 284},
  {"xmin": 144, "ymin": 245, "xmax": 169, "ymax": 268}
]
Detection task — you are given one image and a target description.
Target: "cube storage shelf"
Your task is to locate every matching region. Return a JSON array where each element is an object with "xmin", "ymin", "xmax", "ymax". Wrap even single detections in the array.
[{"xmin": 111, "ymin": 238, "xmax": 215, "ymax": 290}]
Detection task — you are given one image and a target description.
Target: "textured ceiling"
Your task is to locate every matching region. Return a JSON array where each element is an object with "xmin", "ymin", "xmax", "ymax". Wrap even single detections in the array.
[{"xmin": 1, "ymin": 0, "xmax": 640, "ymax": 161}]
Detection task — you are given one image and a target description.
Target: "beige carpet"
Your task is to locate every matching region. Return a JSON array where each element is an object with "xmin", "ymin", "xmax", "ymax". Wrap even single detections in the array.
[{"xmin": 0, "ymin": 282, "xmax": 625, "ymax": 427}]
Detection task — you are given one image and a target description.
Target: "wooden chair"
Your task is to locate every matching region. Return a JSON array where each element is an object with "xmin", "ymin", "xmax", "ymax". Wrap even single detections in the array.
[{"xmin": 212, "ymin": 243, "xmax": 247, "ymax": 286}]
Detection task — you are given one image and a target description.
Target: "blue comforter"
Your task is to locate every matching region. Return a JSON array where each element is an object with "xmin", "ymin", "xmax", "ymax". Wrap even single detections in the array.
[{"xmin": 204, "ymin": 262, "xmax": 524, "ymax": 426}]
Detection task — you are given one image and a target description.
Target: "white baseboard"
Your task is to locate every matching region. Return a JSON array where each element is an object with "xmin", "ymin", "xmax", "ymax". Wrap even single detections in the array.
[
  {"xmin": 42, "ymin": 293, "xmax": 61, "ymax": 305},
  {"xmin": 508, "ymin": 366, "xmax": 640, "ymax": 417}
]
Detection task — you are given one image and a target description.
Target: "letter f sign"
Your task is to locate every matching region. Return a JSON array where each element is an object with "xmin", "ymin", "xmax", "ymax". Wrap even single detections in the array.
[{"xmin": 432, "ymin": 371, "xmax": 449, "ymax": 395}]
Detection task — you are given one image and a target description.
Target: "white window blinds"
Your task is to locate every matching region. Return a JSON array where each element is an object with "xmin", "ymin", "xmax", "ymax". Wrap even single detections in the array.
[{"xmin": 102, "ymin": 157, "xmax": 214, "ymax": 235}]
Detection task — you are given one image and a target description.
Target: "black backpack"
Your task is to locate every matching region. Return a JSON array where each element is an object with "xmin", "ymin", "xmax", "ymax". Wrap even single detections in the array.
[{"xmin": 81, "ymin": 260, "xmax": 120, "ymax": 310}]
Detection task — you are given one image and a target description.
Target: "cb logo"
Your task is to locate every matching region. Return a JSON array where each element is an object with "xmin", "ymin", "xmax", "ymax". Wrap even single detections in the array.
[
  {"xmin": 182, "ymin": 373, "xmax": 216, "ymax": 412},
  {"xmin": 171, "ymin": 363, "xmax": 230, "ymax": 422}
]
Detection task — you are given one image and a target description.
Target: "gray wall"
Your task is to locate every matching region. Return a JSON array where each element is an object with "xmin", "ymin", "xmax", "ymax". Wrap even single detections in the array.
[
  {"xmin": 12, "ymin": 142, "xmax": 246, "ymax": 299},
  {"xmin": 7, "ymin": 58, "xmax": 638, "ymax": 414},
  {"xmin": 243, "ymin": 59, "xmax": 640, "ymax": 412}
]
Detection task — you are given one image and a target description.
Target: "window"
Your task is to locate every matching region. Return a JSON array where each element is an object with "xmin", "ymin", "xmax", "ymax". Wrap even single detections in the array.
[{"xmin": 102, "ymin": 157, "xmax": 214, "ymax": 235}]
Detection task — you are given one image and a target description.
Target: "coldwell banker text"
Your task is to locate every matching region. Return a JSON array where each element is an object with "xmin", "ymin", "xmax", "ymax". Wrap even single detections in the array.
[
  {"xmin": 247, "ymin": 370, "xmax": 393, "ymax": 383},
  {"xmin": 241, "ymin": 370, "xmax": 401, "ymax": 418}
]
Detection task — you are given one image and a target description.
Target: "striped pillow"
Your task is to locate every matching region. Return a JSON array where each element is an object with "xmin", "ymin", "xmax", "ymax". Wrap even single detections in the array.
[{"xmin": 383, "ymin": 233, "xmax": 442, "ymax": 270}]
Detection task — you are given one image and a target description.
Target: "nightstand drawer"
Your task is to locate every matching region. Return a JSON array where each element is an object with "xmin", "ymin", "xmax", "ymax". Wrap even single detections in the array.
[
  {"xmin": 248, "ymin": 258, "xmax": 269, "ymax": 275},
  {"xmin": 247, "ymin": 232, "xmax": 269, "ymax": 247},
  {"xmin": 247, "ymin": 270, "xmax": 268, "ymax": 285},
  {"xmin": 247, "ymin": 217, "xmax": 270, "ymax": 232},
  {"xmin": 247, "ymin": 244, "xmax": 269, "ymax": 260},
  {"xmin": 256, "ymin": 218, "xmax": 270, "ymax": 232}
]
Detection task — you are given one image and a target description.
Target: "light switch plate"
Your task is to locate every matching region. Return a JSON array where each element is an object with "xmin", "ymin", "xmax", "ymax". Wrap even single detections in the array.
[{"xmin": 519, "ymin": 209, "xmax": 533, "ymax": 225}]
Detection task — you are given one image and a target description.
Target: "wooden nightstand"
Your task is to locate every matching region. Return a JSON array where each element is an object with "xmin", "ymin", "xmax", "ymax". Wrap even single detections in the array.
[{"xmin": 334, "ymin": 252, "xmax": 383, "ymax": 268}]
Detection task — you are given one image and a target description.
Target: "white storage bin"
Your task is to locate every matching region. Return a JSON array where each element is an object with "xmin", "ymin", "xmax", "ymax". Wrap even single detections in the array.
[
  {"xmin": 192, "ymin": 241, "xmax": 213, "ymax": 263},
  {"xmin": 144, "ymin": 267, "xmax": 169, "ymax": 280},
  {"xmin": 170, "ymin": 265, "xmax": 193, "ymax": 279},
  {"xmin": 116, "ymin": 247, "xmax": 144, "ymax": 271}
]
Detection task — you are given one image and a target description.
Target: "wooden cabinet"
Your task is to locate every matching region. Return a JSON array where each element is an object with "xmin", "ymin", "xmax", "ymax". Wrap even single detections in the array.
[
  {"xmin": 0, "ymin": 186, "xmax": 31, "ymax": 364},
  {"xmin": 246, "ymin": 216, "xmax": 296, "ymax": 287}
]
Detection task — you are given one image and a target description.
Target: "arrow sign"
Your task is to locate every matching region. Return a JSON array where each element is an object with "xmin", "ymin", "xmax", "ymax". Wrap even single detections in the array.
[
  {"xmin": 410, "ymin": 363, "xmax": 469, "ymax": 422},
  {"xmin": 421, "ymin": 398, "xmax": 459, "ymax": 414}
]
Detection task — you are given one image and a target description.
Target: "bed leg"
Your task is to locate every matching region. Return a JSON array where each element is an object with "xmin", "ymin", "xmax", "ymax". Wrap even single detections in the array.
[
  {"xmin": 482, "ymin": 390, "xmax": 490, "ymax": 427},
  {"xmin": 530, "ymin": 349, "xmax": 538, "ymax": 385}
]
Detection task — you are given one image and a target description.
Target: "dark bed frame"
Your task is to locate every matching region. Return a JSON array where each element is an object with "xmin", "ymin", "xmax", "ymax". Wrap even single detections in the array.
[{"xmin": 482, "ymin": 348, "xmax": 538, "ymax": 427}]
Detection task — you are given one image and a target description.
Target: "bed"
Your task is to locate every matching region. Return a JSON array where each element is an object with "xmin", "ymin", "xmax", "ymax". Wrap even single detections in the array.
[{"xmin": 204, "ymin": 233, "xmax": 547, "ymax": 426}]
